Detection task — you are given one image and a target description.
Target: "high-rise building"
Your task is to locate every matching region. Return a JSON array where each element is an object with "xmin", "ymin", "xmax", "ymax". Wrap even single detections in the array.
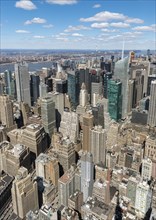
[
  {"xmin": 36, "ymin": 153, "xmax": 59, "ymax": 186},
  {"xmin": 39, "ymin": 82, "xmax": 48, "ymax": 98},
  {"xmin": 15, "ymin": 62, "xmax": 31, "ymax": 106},
  {"xmin": 103, "ymin": 72, "xmax": 112, "ymax": 98},
  {"xmin": 80, "ymin": 152, "xmax": 94, "ymax": 202},
  {"xmin": 30, "ymin": 73, "xmax": 40, "ymax": 106},
  {"xmin": 90, "ymin": 125, "xmax": 106, "ymax": 165},
  {"xmin": 58, "ymin": 138, "xmax": 75, "ymax": 172},
  {"xmin": 11, "ymin": 167, "xmax": 39, "ymax": 219},
  {"xmin": 41, "ymin": 97, "xmax": 56, "ymax": 140},
  {"xmin": 59, "ymin": 111, "xmax": 79, "ymax": 143},
  {"xmin": 107, "ymin": 79, "xmax": 122, "ymax": 122},
  {"xmin": 56, "ymin": 79, "xmax": 67, "ymax": 94},
  {"xmin": 58, "ymin": 164, "xmax": 81, "ymax": 207},
  {"xmin": 127, "ymin": 176, "xmax": 139, "ymax": 207},
  {"xmin": 135, "ymin": 181, "xmax": 152, "ymax": 218},
  {"xmin": 68, "ymin": 190, "xmax": 83, "ymax": 213},
  {"xmin": 0, "ymin": 95, "xmax": 14, "ymax": 128},
  {"xmin": 147, "ymin": 80, "xmax": 156, "ymax": 127},
  {"xmin": 4, "ymin": 70, "xmax": 15, "ymax": 98},
  {"xmin": 0, "ymin": 141, "xmax": 31, "ymax": 177},
  {"xmin": 79, "ymin": 83, "xmax": 88, "ymax": 107},
  {"xmin": 114, "ymin": 57, "xmax": 130, "ymax": 118},
  {"xmin": 141, "ymin": 158, "xmax": 152, "ymax": 181},
  {"xmin": 82, "ymin": 113, "xmax": 93, "ymax": 152},
  {"xmin": 67, "ymin": 70, "xmax": 79, "ymax": 109},
  {"xmin": 92, "ymin": 103, "xmax": 104, "ymax": 128}
]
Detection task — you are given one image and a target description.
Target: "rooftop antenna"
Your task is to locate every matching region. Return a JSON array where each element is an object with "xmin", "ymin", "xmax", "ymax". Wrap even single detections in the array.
[{"xmin": 121, "ymin": 38, "xmax": 125, "ymax": 60}]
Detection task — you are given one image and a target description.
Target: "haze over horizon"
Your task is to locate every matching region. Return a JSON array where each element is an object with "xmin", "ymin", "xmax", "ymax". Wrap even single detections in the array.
[{"xmin": 1, "ymin": 0, "xmax": 156, "ymax": 50}]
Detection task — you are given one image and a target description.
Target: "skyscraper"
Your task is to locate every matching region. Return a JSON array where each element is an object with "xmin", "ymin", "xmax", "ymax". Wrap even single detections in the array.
[
  {"xmin": 35, "ymin": 153, "xmax": 59, "ymax": 186},
  {"xmin": 141, "ymin": 158, "xmax": 152, "ymax": 181},
  {"xmin": 80, "ymin": 152, "xmax": 94, "ymax": 202},
  {"xmin": 90, "ymin": 125, "xmax": 107, "ymax": 165},
  {"xmin": 0, "ymin": 95, "xmax": 14, "ymax": 128},
  {"xmin": 79, "ymin": 83, "xmax": 88, "ymax": 107},
  {"xmin": 4, "ymin": 70, "xmax": 15, "ymax": 98},
  {"xmin": 82, "ymin": 113, "xmax": 93, "ymax": 152},
  {"xmin": 114, "ymin": 57, "xmax": 130, "ymax": 119},
  {"xmin": 67, "ymin": 70, "xmax": 79, "ymax": 109},
  {"xmin": 147, "ymin": 80, "xmax": 156, "ymax": 127},
  {"xmin": 15, "ymin": 62, "xmax": 31, "ymax": 106},
  {"xmin": 41, "ymin": 97, "xmax": 55, "ymax": 140},
  {"xmin": 11, "ymin": 167, "xmax": 39, "ymax": 219},
  {"xmin": 30, "ymin": 73, "xmax": 40, "ymax": 106},
  {"xmin": 107, "ymin": 79, "xmax": 122, "ymax": 121}
]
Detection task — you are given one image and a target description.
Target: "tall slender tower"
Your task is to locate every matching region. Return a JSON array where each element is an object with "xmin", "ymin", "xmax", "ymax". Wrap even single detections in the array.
[
  {"xmin": 147, "ymin": 80, "xmax": 156, "ymax": 127},
  {"xmin": 79, "ymin": 83, "xmax": 88, "ymax": 107},
  {"xmin": 80, "ymin": 152, "xmax": 94, "ymax": 202},
  {"xmin": 82, "ymin": 113, "xmax": 93, "ymax": 152},
  {"xmin": 15, "ymin": 62, "xmax": 31, "ymax": 106},
  {"xmin": 90, "ymin": 125, "xmax": 107, "ymax": 165},
  {"xmin": 41, "ymin": 97, "xmax": 55, "ymax": 140},
  {"xmin": 0, "ymin": 95, "xmax": 14, "ymax": 128}
]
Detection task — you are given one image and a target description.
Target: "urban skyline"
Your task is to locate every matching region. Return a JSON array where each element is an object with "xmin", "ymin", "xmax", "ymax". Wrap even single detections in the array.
[{"xmin": 1, "ymin": 0, "xmax": 156, "ymax": 50}]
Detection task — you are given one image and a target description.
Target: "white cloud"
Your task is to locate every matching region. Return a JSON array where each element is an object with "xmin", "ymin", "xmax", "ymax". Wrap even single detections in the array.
[
  {"xmin": 72, "ymin": 33, "xmax": 83, "ymax": 37},
  {"xmin": 91, "ymin": 22, "xmax": 109, "ymax": 28},
  {"xmin": 15, "ymin": 29, "xmax": 30, "ymax": 33},
  {"xmin": 46, "ymin": 0, "xmax": 77, "ymax": 5},
  {"xmin": 43, "ymin": 24, "xmax": 53, "ymax": 28},
  {"xmin": 25, "ymin": 17, "xmax": 47, "ymax": 25},
  {"xmin": 64, "ymin": 25, "xmax": 90, "ymax": 32},
  {"xmin": 93, "ymin": 4, "xmax": 101, "ymax": 8},
  {"xmin": 80, "ymin": 11, "xmax": 126, "ymax": 22},
  {"xmin": 132, "ymin": 24, "xmax": 156, "ymax": 31},
  {"xmin": 110, "ymin": 22, "xmax": 130, "ymax": 28},
  {"xmin": 101, "ymin": 28, "xmax": 119, "ymax": 32},
  {"xmin": 15, "ymin": 0, "xmax": 37, "ymax": 10},
  {"xmin": 125, "ymin": 18, "xmax": 144, "ymax": 24},
  {"xmin": 33, "ymin": 35, "xmax": 45, "ymax": 39}
]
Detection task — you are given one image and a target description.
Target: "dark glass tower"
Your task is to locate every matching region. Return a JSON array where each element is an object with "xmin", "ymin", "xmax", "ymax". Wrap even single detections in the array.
[
  {"xmin": 30, "ymin": 73, "xmax": 40, "ymax": 106},
  {"xmin": 108, "ymin": 79, "xmax": 122, "ymax": 122}
]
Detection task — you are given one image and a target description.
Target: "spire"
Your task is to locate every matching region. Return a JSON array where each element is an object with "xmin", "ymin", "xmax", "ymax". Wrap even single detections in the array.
[{"xmin": 81, "ymin": 83, "xmax": 86, "ymax": 90}]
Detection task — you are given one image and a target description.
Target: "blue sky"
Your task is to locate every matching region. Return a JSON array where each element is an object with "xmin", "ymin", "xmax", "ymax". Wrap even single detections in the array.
[{"xmin": 1, "ymin": 0, "xmax": 156, "ymax": 50}]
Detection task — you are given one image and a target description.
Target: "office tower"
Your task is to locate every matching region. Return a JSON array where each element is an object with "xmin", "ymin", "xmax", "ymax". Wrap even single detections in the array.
[
  {"xmin": 58, "ymin": 138, "xmax": 75, "ymax": 172},
  {"xmin": 20, "ymin": 101, "xmax": 30, "ymax": 125},
  {"xmin": 42, "ymin": 180, "xmax": 56, "ymax": 205},
  {"xmin": 4, "ymin": 70, "xmax": 15, "ymax": 98},
  {"xmin": 114, "ymin": 57, "xmax": 130, "ymax": 118},
  {"xmin": 15, "ymin": 62, "xmax": 31, "ymax": 106},
  {"xmin": 68, "ymin": 190, "xmax": 83, "ymax": 213},
  {"xmin": 107, "ymin": 79, "xmax": 122, "ymax": 122},
  {"xmin": 59, "ymin": 111, "xmax": 79, "ymax": 143},
  {"xmin": 0, "ymin": 141, "xmax": 31, "ymax": 176},
  {"xmin": 148, "ymin": 80, "xmax": 156, "ymax": 127},
  {"xmin": 103, "ymin": 72, "xmax": 112, "ymax": 98},
  {"xmin": 147, "ymin": 75, "xmax": 156, "ymax": 95},
  {"xmin": 127, "ymin": 176, "xmax": 139, "ymax": 207},
  {"xmin": 58, "ymin": 165, "xmax": 81, "ymax": 207},
  {"xmin": 127, "ymin": 79, "xmax": 134, "ymax": 112},
  {"xmin": 12, "ymin": 167, "xmax": 39, "ymax": 219},
  {"xmin": 22, "ymin": 124, "xmax": 48, "ymax": 156},
  {"xmin": 91, "ymin": 81, "xmax": 103, "ymax": 106},
  {"xmin": 30, "ymin": 73, "xmax": 40, "ymax": 106},
  {"xmin": 56, "ymin": 79, "xmax": 67, "ymax": 93},
  {"xmin": 45, "ymin": 77, "xmax": 53, "ymax": 92},
  {"xmin": 0, "ymin": 95, "xmax": 14, "ymax": 128},
  {"xmin": 41, "ymin": 97, "xmax": 55, "ymax": 140},
  {"xmin": 79, "ymin": 83, "xmax": 88, "ymax": 107},
  {"xmin": 39, "ymin": 82, "xmax": 48, "ymax": 98},
  {"xmin": 82, "ymin": 113, "xmax": 93, "ymax": 152},
  {"xmin": 92, "ymin": 103, "xmax": 104, "ymax": 128},
  {"xmin": 92, "ymin": 179, "xmax": 110, "ymax": 204},
  {"xmin": 80, "ymin": 152, "xmax": 94, "ymax": 202},
  {"xmin": 106, "ymin": 122, "xmax": 119, "ymax": 149},
  {"xmin": 0, "ymin": 172, "xmax": 14, "ymax": 213},
  {"xmin": 135, "ymin": 181, "xmax": 152, "ymax": 218},
  {"xmin": 67, "ymin": 70, "xmax": 79, "ymax": 109},
  {"xmin": 141, "ymin": 158, "xmax": 152, "ymax": 181},
  {"xmin": 36, "ymin": 153, "xmax": 59, "ymax": 186},
  {"xmin": 0, "ymin": 81, "xmax": 5, "ymax": 95},
  {"xmin": 90, "ymin": 125, "xmax": 106, "ymax": 165}
]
